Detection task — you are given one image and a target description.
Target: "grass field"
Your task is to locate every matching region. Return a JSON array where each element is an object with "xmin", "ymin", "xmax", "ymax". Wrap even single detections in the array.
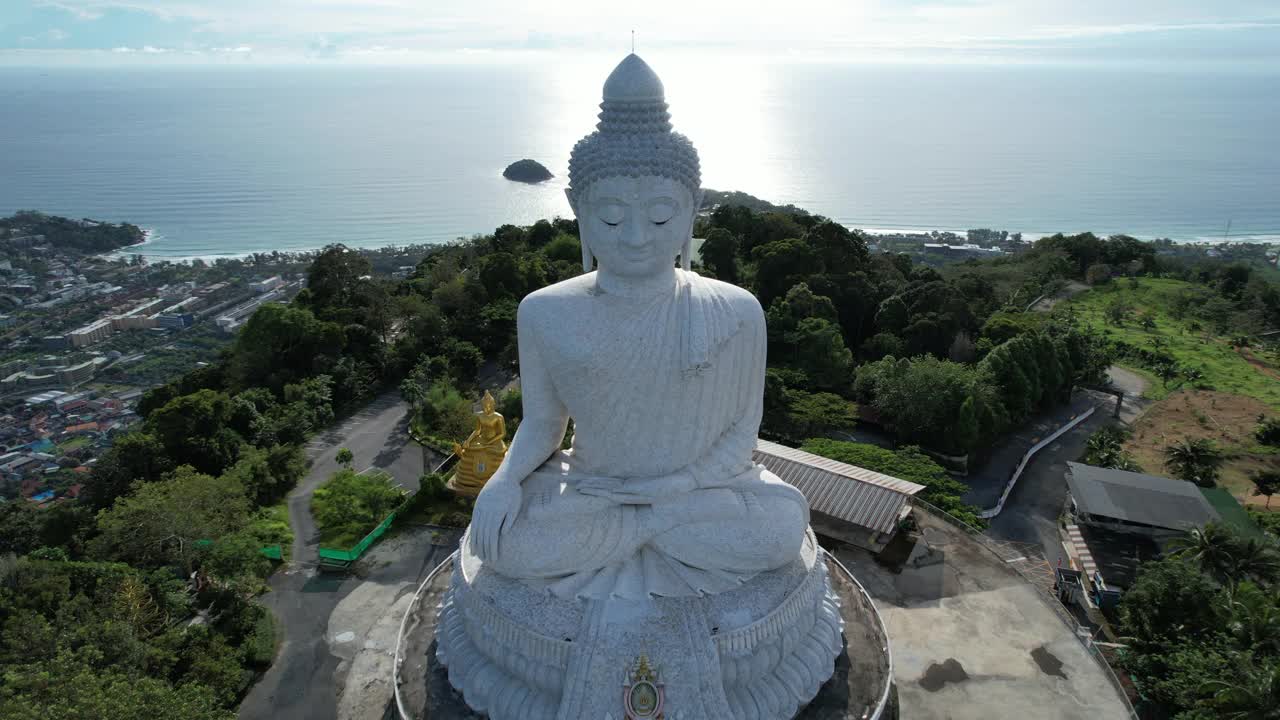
[
  {"xmin": 1123, "ymin": 389, "xmax": 1278, "ymax": 510},
  {"xmin": 1065, "ymin": 277, "xmax": 1280, "ymax": 410},
  {"xmin": 1066, "ymin": 277, "xmax": 1280, "ymax": 514},
  {"xmin": 56, "ymin": 436, "xmax": 91, "ymax": 452}
]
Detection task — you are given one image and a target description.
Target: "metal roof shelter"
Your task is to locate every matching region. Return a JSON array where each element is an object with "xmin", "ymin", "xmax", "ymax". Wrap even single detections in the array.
[
  {"xmin": 753, "ymin": 439, "xmax": 925, "ymax": 536},
  {"xmin": 1066, "ymin": 462, "xmax": 1219, "ymax": 532}
]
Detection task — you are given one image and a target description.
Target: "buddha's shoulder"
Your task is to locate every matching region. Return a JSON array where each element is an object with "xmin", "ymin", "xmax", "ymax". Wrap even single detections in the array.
[
  {"xmin": 517, "ymin": 274, "xmax": 595, "ymax": 318},
  {"xmin": 694, "ymin": 274, "xmax": 761, "ymax": 308},
  {"xmin": 692, "ymin": 273, "xmax": 765, "ymax": 324}
]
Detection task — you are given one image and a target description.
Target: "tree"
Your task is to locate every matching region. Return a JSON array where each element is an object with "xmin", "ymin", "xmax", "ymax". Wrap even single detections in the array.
[
  {"xmin": 1221, "ymin": 582, "xmax": 1280, "ymax": 655},
  {"xmin": 1085, "ymin": 263, "xmax": 1112, "ymax": 285},
  {"xmin": 91, "ymin": 467, "xmax": 251, "ymax": 571},
  {"xmin": 779, "ymin": 390, "xmax": 859, "ymax": 442},
  {"xmin": 147, "ymin": 390, "xmax": 242, "ymax": 476},
  {"xmin": 1164, "ymin": 438, "xmax": 1225, "ymax": 487},
  {"xmin": 953, "ymin": 397, "xmax": 980, "ymax": 452},
  {"xmin": 310, "ymin": 469, "xmax": 404, "ymax": 545},
  {"xmin": 297, "ymin": 243, "xmax": 373, "ymax": 318},
  {"xmin": 221, "ymin": 444, "xmax": 305, "ymax": 505},
  {"xmin": 802, "ymin": 219, "xmax": 867, "ymax": 275},
  {"xmin": 1119, "ymin": 555, "xmax": 1222, "ymax": 645},
  {"xmin": 1202, "ymin": 663, "xmax": 1280, "ymax": 720},
  {"xmin": 336, "ymin": 448, "xmax": 354, "ymax": 468},
  {"xmin": 416, "ymin": 380, "xmax": 475, "ymax": 444},
  {"xmin": 1256, "ymin": 417, "xmax": 1280, "ymax": 447},
  {"xmin": 1082, "ymin": 425, "xmax": 1142, "ymax": 471},
  {"xmin": 228, "ymin": 303, "xmax": 344, "ymax": 393},
  {"xmin": 1252, "ymin": 470, "xmax": 1280, "ymax": 509},
  {"xmin": 1167, "ymin": 524, "xmax": 1245, "ymax": 583},
  {"xmin": 751, "ymin": 238, "xmax": 818, "ymax": 309},
  {"xmin": 83, "ymin": 432, "xmax": 174, "ymax": 510},
  {"xmin": 856, "ymin": 355, "xmax": 991, "ymax": 452},
  {"xmin": 699, "ymin": 227, "xmax": 739, "ymax": 282},
  {"xmin": 0, "ymin": 654, "xmax": 235, "ymax": 720},
  {"xmin": 1105, "ymin": 299, "xmax": 1130, "ymax": 326},
  {"xmin": 1156, "ymin": 363, "xmax": 1180, "ymax": 388}
]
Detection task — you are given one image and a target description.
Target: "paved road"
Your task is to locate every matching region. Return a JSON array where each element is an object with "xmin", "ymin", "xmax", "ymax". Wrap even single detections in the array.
[
  {"xmin": 984, "ymin": 401, "xmax": 1111, "ymax": 568},
  {"xmin": 239, "ymin": 391, "xmax": 435, "ymax": 720},
  {"xmin": 984, "ymin": 367, "xmax": 1153, "ymax": 573},
  {"xmin": 961, "ymin": 392, "xmax": 1100, "ymax": 510}
]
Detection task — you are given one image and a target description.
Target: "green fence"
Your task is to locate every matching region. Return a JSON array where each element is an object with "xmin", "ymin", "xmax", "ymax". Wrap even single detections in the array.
[{"xmin": 317, "ymin": 498, "xmax": 407, "ymax": 570}]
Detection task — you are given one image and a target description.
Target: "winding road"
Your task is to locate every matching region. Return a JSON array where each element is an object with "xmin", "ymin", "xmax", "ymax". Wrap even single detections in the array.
[{"xmin": 239, "ymin": 391, "xmax": 434, "ymax": 720}]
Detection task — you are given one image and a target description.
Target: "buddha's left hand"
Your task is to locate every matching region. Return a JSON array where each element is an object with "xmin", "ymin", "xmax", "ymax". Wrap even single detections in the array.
[{"xmin": 575, "ymin": 471, "xmax": 696, "ymax": 504}]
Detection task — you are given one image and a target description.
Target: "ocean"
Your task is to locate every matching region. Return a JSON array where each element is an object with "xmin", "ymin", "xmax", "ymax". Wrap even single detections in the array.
[{"xmin": 1, "ymin": 59, "xmax": 1278, "ymax": 260}]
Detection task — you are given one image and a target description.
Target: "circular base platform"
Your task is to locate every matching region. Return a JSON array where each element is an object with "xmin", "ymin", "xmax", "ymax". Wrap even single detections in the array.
[{"xmin": 395, "ymin": 548, "xmax": 896, "ymax": 720}]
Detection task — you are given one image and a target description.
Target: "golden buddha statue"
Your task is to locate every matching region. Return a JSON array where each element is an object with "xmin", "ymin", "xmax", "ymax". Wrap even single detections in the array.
[{"xmin": 448, "ymin": 390, "xmax": 508, "ymax": 497}]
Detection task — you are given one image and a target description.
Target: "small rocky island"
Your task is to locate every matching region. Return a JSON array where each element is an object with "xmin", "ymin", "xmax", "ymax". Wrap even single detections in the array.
[{"xmin": 502, "ymin": 158, "xmax": 553, "ymax": 183}]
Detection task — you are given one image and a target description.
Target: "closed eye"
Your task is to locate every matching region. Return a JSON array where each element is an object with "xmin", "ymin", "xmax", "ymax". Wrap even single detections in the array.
[
  {"xmin": 604, "ymin": 220, "xmax": 619, "ymax": 227},
  {"xmin": 653, "ymin": 220, "xmax": 667, "ymax": 226}
]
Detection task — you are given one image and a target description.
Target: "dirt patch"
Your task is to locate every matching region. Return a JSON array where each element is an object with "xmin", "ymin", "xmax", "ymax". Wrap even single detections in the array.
[
  {"xmin": 1124, "ymin": 389, "xmax": 1280, "ymax": 509},
  {"xmin": 1238, "ymin": 346, "xmax": 1280, "ymax": 381},
  {"xmin": 1031, "ymin": 646, "xmax": 1068, "ymax": 679},
  {"xmin": 918, "ymin": 658, "xmax": 969, "ymax": 692}
]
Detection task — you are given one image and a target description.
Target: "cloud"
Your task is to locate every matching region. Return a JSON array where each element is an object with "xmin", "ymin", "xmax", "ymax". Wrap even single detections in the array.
[{"xmin": 5, "ymin": 0, "xmax": 1280, "ymax": 64}]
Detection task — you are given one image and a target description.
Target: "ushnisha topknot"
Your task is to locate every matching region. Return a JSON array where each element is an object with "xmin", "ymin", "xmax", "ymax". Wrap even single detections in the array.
[{"xmin": 567, "ymin": 54, "xmax": 702, "ymax": 205}]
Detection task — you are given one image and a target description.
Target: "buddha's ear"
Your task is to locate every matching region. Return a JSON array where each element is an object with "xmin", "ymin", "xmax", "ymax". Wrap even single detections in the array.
[{"xmin": 564, "ymin": 187, "xmax": 576, "ymax": 214}]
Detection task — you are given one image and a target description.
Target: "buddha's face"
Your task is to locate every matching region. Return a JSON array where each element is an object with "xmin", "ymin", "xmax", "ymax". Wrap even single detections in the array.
[{"xmin": 572, "ymin": 175, "xmax": 695, "ymax": 279}]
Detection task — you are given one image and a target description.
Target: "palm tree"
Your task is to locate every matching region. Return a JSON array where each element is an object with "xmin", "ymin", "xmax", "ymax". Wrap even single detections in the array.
[
  {"xmin": 1222, "ymin": 583, "xmax": 1280, "ymax": 655},
  {"xmin": 1201, "ymin": 663, "xmax": 1280, "ymax": 720},
  {"xmin": 1228, "ymin": 538, "xmax": 1280, "ymax": 586},
  {"xmin": 1251, "ymin": 470, "xmax": 1280, "ymax": 509},
  {"xmin": 1156, "ymin": 363, "xmax": 1180, "ymax": 388},
  {"xmin": 1169, "ymin": 524, "xmax": 1242, "ymax": 582},
  {"xmin": 1163, "ymin": 438, "xmax": 1224, "ymax": 487}
]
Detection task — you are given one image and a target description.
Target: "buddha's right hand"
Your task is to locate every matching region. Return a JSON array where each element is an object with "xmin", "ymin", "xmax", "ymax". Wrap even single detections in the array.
[{"xmin": 471, "ymin": 477, "xmax": 522, "ymax": 563}]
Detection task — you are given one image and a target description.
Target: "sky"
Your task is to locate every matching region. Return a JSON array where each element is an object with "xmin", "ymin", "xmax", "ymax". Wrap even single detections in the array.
[{"xmin": 2, "ymin": 0, "xmax": 1280, "ymax": 67}]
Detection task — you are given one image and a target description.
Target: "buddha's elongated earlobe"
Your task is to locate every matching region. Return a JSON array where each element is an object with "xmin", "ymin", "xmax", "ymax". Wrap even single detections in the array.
[
  {"xmin": 581, "ymin": 236, "xmax": 594, "ymax": 273},
  {"xmin": 681, "ymin": 233, "xmax": 692, "ymax": 271}
]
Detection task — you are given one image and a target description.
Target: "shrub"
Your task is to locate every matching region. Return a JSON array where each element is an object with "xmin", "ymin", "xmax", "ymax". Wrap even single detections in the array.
[
  {"xmin": 311, "ymin": 469, "xmax": 404, "ymax": 548},
  {"xmin": 800, "ymin": 439, "xmax": 985, "ymax": 527}
]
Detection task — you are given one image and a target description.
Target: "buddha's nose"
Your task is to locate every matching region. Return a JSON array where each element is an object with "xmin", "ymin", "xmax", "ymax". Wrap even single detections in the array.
[{"xmin": 621, "ymin": 218, "xmax": 647, "ymax": 249}]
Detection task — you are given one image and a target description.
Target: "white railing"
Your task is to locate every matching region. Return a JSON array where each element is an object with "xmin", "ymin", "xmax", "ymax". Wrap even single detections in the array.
[{"xmin": 980, "ymin": 405, "xmax": 1096, "ymax": 519}]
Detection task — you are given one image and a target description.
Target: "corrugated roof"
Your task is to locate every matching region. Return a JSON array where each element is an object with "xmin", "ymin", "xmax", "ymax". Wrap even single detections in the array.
[
  {"xmin": 1066, "ymin": 462, "xmax": 1219, "ymax": 531},
  {"xmin": 753, "ymin": 439, "xmax": 926, "ymax": 535},
  {"xmin": 1199, "ymin": 487, "xmax": 1263, "ymax": 540}
]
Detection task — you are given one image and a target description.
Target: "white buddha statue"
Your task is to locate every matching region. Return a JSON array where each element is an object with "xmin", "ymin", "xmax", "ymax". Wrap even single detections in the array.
[
  {"xmin": 468, "ymin": 54, "xmax": 810, "ymax": 600},
  {"xmin": 436, "ymin": 56, "xmax": 844, "ymax": 720}
]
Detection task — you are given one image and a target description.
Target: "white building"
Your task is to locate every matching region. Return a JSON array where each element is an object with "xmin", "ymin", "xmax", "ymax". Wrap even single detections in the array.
[{"xmin": 250, "ymin": 276, "xmax": 285, "ymax": 294}]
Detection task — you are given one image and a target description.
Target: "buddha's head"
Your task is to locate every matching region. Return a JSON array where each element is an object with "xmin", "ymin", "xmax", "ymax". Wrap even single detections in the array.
[
  {"xmin": 567, "ymin": 54, "xmax": 702, "ymax": 279},
  {"xmin": 481, "ymin": 390, "xmax": 497, "ymax": 414}
]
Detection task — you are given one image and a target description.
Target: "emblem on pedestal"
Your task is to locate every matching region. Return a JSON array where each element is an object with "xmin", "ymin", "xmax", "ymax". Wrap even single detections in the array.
[{"xmin": 622, "ymin": 654, "xmax": 665, "ymax": 719}]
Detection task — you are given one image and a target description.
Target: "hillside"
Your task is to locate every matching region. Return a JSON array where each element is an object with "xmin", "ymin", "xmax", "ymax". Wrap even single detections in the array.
[
  {"xmin": 1068, "ymin": 277, "xmax": 1280, "ymax": 408},
  {"xmin": 1, "ymin": 210, "xmax": 146, "ymax": 254}
]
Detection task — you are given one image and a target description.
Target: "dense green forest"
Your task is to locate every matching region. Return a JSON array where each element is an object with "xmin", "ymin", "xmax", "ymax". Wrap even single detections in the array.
[
  {"xmin": 1117, "ymin": 524, "xmax": 1280, "ymax": 718},
  {"xmin": 3, "ymin": 197, "xmax": 1279, "ymax": 716}
]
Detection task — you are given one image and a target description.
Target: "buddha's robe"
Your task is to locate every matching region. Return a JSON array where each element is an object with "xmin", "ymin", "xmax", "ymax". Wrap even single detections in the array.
[{"xmin": 475, "ymin": 270, "xmax": 809, "ymax": 599}]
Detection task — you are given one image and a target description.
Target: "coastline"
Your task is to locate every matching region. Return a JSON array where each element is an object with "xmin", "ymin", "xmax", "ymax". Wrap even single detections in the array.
[{"xmin": 106, "ymin": 223, "xmax": 1280, "ymax": 264}]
